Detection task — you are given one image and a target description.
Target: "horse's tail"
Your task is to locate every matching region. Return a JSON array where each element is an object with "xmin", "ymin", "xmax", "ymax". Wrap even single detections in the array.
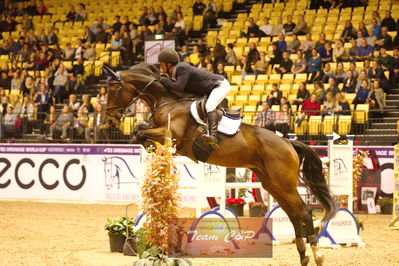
[{"xmin": 290, "ymin": 140, "xmax": 337, "ymax": 221}]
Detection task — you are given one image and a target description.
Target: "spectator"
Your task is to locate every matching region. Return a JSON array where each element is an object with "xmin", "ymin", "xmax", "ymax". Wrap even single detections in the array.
[
  {"xmin": 225, "ymin": 43, "xmax": 237, "ymax": 66},
  {"xmin": 10, "ymin": 72, "xmax": 22, "ymax": 92},
  {"xmin": 293, "ymin": 14, "xmax": 308, "ymax": 35},
  {"xmin": 67, "ymin": 94, "xmax": 80, "ymax": 114},
  {"xmin": 110, "ymin": 32, "xmax": 123, "ymax": 51},
  {"xmin": 0, "ymin": 72, "xmax": 11, "ymax": 91},
  {"xmin": 299, "ymin": 33, "xmax": 315, "ymax": 57},
  {"xmin": 78, "ymin": 95, "xmax": 94, "ymax": 114},
  {"xmin": 75, "ymin": 3, "xmax": 87, "ymax": 21},
  {"xmin": 97, "ymin": 87, "xmax": 107, "ymax": 107},
  {"xmin": 280, "ymin": 97, "xmax": 291, "ymax": 110},
  {"xmin": 368, "ymin": 60, "xmax": 388, "ymax": 89},
  {"xmin": 255, "ymin": 101, "xmax": 275, "ymax": 131},
  {"xmin": 381, "ymin": 11, "xmax": 396, "ymax": 31},
  {"xmin": 270, "ymin": 16, "xmax": 284, "ymax": 36},
  {"xmin": 204, "ymin": 1, "xmax": 217, "ymax": 29},
  {"xmin": 247, "ymin": 42, "xmax": 260, "ymax": 64},
  {"xmin": 342, "ymin": 71, "xmax": 357, "ymax": 93},
  {"xmin": 175, "ymin": 12, "xmax": 187, "ymax": 46},
  {"xmin": 276, "ymin": 51, "xmax": 292, "ymax": 74},
  {"xmin": 240, "ymin": 56, "xmax": 253, "ymax": 79},
  {"xmin": 1, "ymin": 105, "xmax": 17, "ymax": 139},
  {"xmin": 129, "ymin": 24, "xmax": 139, "ymax": 54},
  {"xmin": 267, "ymin": 83, "xmax": 282, "ymax": 106},
  {"xmin": 0, "ymin": 96, "xmax": 10, "ymax": 116},
  {"xmin": 334, "ymin": 93, "xmax": 351, "ymax": 115},
  {"xmin": 34, "ymin": 52, "xmax": 49, "ymax": 71},
  {"xmin": 138, "ymin": 7, "xmax": 149, "ymax": 25},
  {"xmin": 193, "ymin": 0, "xmax": 206, "ymax": 16},
  {"xmin": 12, "ymin": 95, "xmax": 21, "ymax": 112},
  {"xmin": 66, "ymin": 5, "xmax": 77, "ymax": 22},
  {"xmin": 347, "ymin": 39, "xmax": 358, "ymax": 61},
  {"xmin": 260, "ymin": 17, "xmax": 273, "ymax": 36},
  {"xmin": 37, "ymin": 0, "xmax": 47, "ymax": 15},
  {"xmin": 205, "ymin": 0, "xmax": 217, "ymax": 15},
  {"xmin": 112, "ymin": 15, "xmax": 122, "ymax": 33},
  {"xmin": 147, "ymin": 7, "xmax": 158, "ymax": 26},
  {"xmin": 94, "ymin": 25, "xmax": 108, "ymax": 44},
  {"xmin": 91, "ymin": 17, "xmax": 110, "ymax": 34},
  {"xmin": 120, "ymin": 32, "xmax": 132, "ymax": 65},
  {"xmin": 287, "ymin": 34, "xmax": 300, "ymax": 54},
  {"xmin": 269, "ymin": 42, "xmax": 283, "ymax": 65},
  {"xmin": 81, "ymin": 26, "xmax": 95, "ymax": 44},
  {"xmin": 356, "ymin": 38, "xmax": 373, "ymax": 61},
  {"xmin": 85, "ymin": 104, "xmax": 109, "ymax": 142},
  {"xmin": 46, "ymin": 26, "xmax": 58, "ymax": 45},
  {"xmin": 21, "ymin": 13, "xmax": 34, "ymax": 31},
  {"xmin": 312, "ymin": 80, "xmax": 326, "ymax": 103},
  {"xmin": 246, "ymin": 17, "xmax": 260, "ymax": 37},
  {"xmin": 83, "ymin": 42, "xmax": 95, "ymax": 61},
  {"xmin": 358, "ymin": 22, "xmax": 369, "ymax": 37},
  {"xmin": 153, "ymin": 24, "xmax": 164, "ymax": 35},
  {"xmin": 356, "ymin": 31, "xmax": 364, "ymax": 47},
  {"xmin": 48, "ymin": 105, "xmax": 73, "ymax": 140},
  {"xmin": 254, "ymin": 52, "xmax": 268, "ymax": 75},
  {"xmin": 375, "ymin": 26, "xmax": 393, "ymax": 50},
  {"xmin": 64, "ymin": 43, "xmax": 75, "ymax": 61},
  {"xmin": 322, "ymin": 63, "xmax": 334, "ymax": 83},
  {"xmin": 156, "ymin": 7, "xmax": 167, "ymax": 19},
  {"xmin": 20, "ymin": 76, "xmax": 35, "ymax": 98},
  {"xmin": 391, "ymin": 48, "xmax": 399, "ymax": 88},
  {"xmin": 215, "ymin": 63, "xmax": 227, "ymax": 78},
  {"xmin": 326, "ymin": 77, "xmax": 340, "ymax": 96},
  {"xmin": 189, "ymin": 45, "xmax": 201, "ymax": 66},
  {"xmin": 372, "ymin": 11, "xmax": 382, "ymax": 26},
  {"xmin": 355, "ymin": 70, "xmax": 370, "ymax": 92},
  {"xmin": 319, "ymin": 42, "xmax": 333, "ymax": 63},
  {"xmin": 291, "ymin": 50, "xmax": 307, "ymax": 74},
  {"xmin": 16, "ymin": 96, "xmax": 34, "ymax": 134},
  {"xmin": 213, "ymin": 39, "xmax": 226, "ymax": 68},
  {"xmin": 367, "ymin": 29, "xmax": 377, "ymax": 47},
  {"xmin": 179, "ymin": 45, "xmax": 190, "ymax": 61},
  {"xmin": 296, "ymin": 94, "xmax": 321, "ymax": 126},
  {"xmin": 340, "ymin": 20, "xmax": 357, "ymax": 42},
  {"xmin": 371, "ymin": 18, "xmax": 382, "ymax": 38},
  {"xmin": 293, "ymin": 82, "xmax": 310, "ymax": 106},
  {"xmin": 368, "ymin": 80, "xmax": 385, "ymax": 114},
  {"xmin": 197, "ymin": 39, "xmax": 207, "ymax": 55},
  {"xmin": 315, "ymin": 32, "xmax": 331, "ymax": 51},
  {"xmin": 34, "ymin": 83, "xmax": 52, "ymax": 120},
  {"xmin": 171, "ymin": 5, "xmax": 183, "ymax": 22},
  {"xmin": 283, "ymin": 15, "xmax": 296, "ymax": 35},
  {"xmin": 321, "ymin": 92, "xmax": 338, "ymax": 116},
  {"xmin": 164, "ymin": 16, "xmax": 175, "ymax": 34},
  {"xmin": 306, "ymin": 48, "xmax": 322, "ymax": 82},
  {"xmin": 275, "ymin": 103, "xmax": 290, "ymax": 136},
  {"xmin": 353, "ymin": 79, "xmax": 370, "ymax": 108},
  {"xmin": 53, "ymin": 64, "xmax": 68, "ymax": 103}
]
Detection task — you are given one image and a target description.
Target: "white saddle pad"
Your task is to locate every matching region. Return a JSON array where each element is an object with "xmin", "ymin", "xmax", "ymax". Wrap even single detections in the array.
[{"xmin": 190, "ymin": 101, "xmax": 242, "ymax": 136}]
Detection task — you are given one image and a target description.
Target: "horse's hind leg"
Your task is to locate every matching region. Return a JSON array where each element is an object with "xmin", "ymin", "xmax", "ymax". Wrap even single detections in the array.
[{"xmin": 252, "ymin": 168, "xmax": 310, "ymax": 266}]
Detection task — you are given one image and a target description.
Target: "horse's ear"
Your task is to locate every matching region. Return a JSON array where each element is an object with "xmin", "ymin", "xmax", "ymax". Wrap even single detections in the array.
[{"xmin": 102, "ymin": 65, "xmax": 121, "ymax": 82}]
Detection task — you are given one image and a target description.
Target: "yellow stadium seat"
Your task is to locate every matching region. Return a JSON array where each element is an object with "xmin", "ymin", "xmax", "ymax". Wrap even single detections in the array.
[
  {"xmin": 322, "ymin": 115, "xmax": 335, "ymax": 135},
  {"xmin": 231, "ymin": 75, "xmax": 243, "ymax": 85},
  {"xmin": 338, "ymin": 115, "xmax": 352, "ymax": 135},
  {"xmin": 271, "ymin": 105, "xmax": 280, "ymax": 111},
  {"xmin": 308, "ymin": 116, "xmax": 322, "ymax": 135},
  {"xmin": 354, "ymin": 104, "xmax": 369, "ymax": 123},
  {"xmin": 252, "ymin": 84, "xmax": 265, "ymax": 95},
  {"xmin": 243, "ymin": 105, "xmax": 257, "ymax": 113},
  {"xmin": 239, "ymin": 85, "xmax": 252, "ymax": 95}
]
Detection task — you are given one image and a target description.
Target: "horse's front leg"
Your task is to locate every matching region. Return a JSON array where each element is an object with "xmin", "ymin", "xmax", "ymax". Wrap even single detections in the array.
[{"xmin": 137, "ymin": 126, "xmax": 168, "ymax": 144}]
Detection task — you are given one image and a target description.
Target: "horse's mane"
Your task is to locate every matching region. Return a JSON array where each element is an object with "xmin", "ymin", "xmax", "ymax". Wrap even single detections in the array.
[{"xmin": 128, "ymin": 62, "xmax": 200, "ymax": 99}]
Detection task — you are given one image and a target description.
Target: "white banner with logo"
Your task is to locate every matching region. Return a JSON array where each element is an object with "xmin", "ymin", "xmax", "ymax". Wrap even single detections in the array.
[{"xmin": 0, "ymin": 144, "xmax": 223, "ymax": 207}]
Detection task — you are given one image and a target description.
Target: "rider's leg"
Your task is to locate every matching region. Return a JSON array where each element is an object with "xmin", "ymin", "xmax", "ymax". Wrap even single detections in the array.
[{"xmin": 203, "ymin": 79, "xmax": 232, "ymax": 149}]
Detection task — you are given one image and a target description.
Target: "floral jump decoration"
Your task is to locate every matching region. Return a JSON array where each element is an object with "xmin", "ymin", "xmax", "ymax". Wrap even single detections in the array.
[{"xmin": 353, "ymin": 149, "xmax": 369, "ymax": 200}]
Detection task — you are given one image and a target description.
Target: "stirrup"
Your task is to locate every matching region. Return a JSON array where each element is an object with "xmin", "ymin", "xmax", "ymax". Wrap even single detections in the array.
[{"xmin": 203, "ymin": 135, "xmax": 219, "ymax": 149}]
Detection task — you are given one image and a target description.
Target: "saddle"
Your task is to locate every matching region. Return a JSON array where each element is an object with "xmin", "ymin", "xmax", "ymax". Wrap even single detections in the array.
[{"xmin": 195, "ymin": 98, "xmax": 242, "ymax": 122}]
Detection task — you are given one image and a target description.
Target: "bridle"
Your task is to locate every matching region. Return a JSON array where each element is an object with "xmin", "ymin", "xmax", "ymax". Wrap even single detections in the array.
[{"xmin": 105, "ymin": 76, "xmax": 197, "ymax": 120}]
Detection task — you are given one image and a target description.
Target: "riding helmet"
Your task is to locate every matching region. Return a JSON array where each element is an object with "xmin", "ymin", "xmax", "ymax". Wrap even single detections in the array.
[{"xmin": 158, "ymin": 49, "xmax": 180, "ymax": 64}]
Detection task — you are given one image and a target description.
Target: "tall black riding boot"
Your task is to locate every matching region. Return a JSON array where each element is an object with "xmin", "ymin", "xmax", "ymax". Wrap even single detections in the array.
[{"xmin": 203, "ymin": 110, "xmax": 219, "ymax": 149}]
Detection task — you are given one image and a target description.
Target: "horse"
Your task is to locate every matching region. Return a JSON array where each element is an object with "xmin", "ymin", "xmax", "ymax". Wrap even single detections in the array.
[
  {"xmin": 102, "ymin": 63, "xmax": 336, "ymax": 266},
  {"xmin": 103, "ymin": 156, "xmax": 138, "ymax": 189}
]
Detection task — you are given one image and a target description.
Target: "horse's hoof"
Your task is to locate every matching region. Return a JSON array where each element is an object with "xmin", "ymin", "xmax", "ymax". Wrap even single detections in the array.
[
  {"xmin": 301, "ymin": 256, "xmax": 310, "ymax": 266},
  {"xmin": 315, "ymin": 254, "xmax": 324, "ymax": 266}
]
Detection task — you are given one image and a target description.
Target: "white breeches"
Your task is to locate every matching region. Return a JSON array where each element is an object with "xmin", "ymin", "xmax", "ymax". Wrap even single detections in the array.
[{"xmin": 205, "ymin": 78, "xmax": 231, "ymax": 112}]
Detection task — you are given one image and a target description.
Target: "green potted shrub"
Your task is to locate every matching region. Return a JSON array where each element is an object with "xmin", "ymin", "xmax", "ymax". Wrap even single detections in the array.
[
  {"xmin": 226, "ymin": 197, "xmax": 246, "ymax": 216},
  {"xmin": 378, "ymin": 198, "xmax": 393, "ymax": 215},
  {"xmin": 248, "ymin": 201, "xmax": 267, "ymax": 217},
  {"xmin": 104, "ymin": 217, "xmax": 136, "ymax": 253}
]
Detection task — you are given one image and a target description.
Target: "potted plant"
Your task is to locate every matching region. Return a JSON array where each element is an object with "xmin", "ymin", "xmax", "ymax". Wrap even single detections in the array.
[
  {"xmin": 248, "ymin": 201, "xmax": 267, "ymax": 217},
  {"xmin": 226, "ymin": 197, "xmax": 246, "ymax": 216},
  {"xmin": 378, "ymin": 198, "xmax": 393, "ymax": 215},
  {"xmin": 104, "ymin": 217, "xmax": 136, "ymax": 253}
]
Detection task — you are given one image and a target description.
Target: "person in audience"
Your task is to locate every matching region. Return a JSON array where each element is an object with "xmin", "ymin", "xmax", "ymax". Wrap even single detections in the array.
[
  {"xmin": 321, "ymin": 92, "xmax": 338, "ymax": 116},
  {"xmin": 296, "ymin": 94, "xmax": 321, "ymax": 126},
  {"xmin": 293, "ymin": 82, "xmax": 310, "ymax": 107},
  {"xmin": 95, "ymin": 25, "xmax": 109, "ymax": 44},
  {"xmin": 240, "ymin": 56, "xmax": 253, "ymax": 79},
  {"xmin": 368, "ymin": 80, "xmax": 385, "ymax": 114},
  {"xmin": 193, "ymin": 0, "xmax": 206, "ymax": 16},
  {"xmin": 64, "ymin": 43, "xmax": 75, "ymax": 61},
  {"xmin": 283, "ymin": 15, "xmax": 296, "ymax": 36},
  {"xmin": 299, "ymin": 33, "xmax": 315, "ymax": 58},
  {"xmin": 79, "ymin": 95, "xmax": 95, "ymax": 114},
  {"xmin": 0, "ymin": 72, "xmax": 11, "ymax": 91},
  {"xmin": 358, "ymin": 22, "xmax": 369, "ymax": 37},
  {"xmin": 340, "ymin": 20, "xmax": 357, "ymax": 42},
  {"xmin": 356, "ymin": 70, "xmax": 370, "ymax": 91},
  {"xmin": 274, "ymin": 103, "xmax": 290, "ymax": 137},
  {"xmin": 1, "ymin": 105, "xmax": 18, "ymax": 139},
  {"xmin": 179, "ymin": 45, "xmax": 190, "ymax": 61},
  {"xmin": 213, "ymin": 39, "xmax": 226, "ymax": 70},
  {"xmin": 381, "ymin": 10, "xmax": 396, "ymax": 31},
  {"xmin": 377, "ymin": 46, "xmax": 394, "ymax": 72},
  {"xmin": 280, "ymin": 97, "xmax": 291, "ymax": 110},
  {"xmin": 356, "ymin": 31, "xmax": 365, "ymax": 47},
  {"xmin": 225, "ymin": 43, "xmax": 237, "ymax": 66},
  {"xmin": 391, "ymin": 48, "xmax": 399, "ymax": 88},
  {"xmin": 246, "ymin": 17, "xmax": 260, "ymax": 37},
  {"xmin": 368, "ymin": 60, "xmax": 389, "ymax": 90},
  {"xmin": 215, "ymin": 63, "xmax": 227, "ymax": 78},
  {"xmin": 276, "ymin": 33, "xmax": 287, "ymax": 51},
  {"xmin": 322, "ymin": 63, "xmax": 334, "ymax": 83},
  {"xmin": 73, "ymin": 110, "xmax": 88, "ymax": 139},
  {"xmin": 53, "ymin": 64, "xmax": 68, "ymax": 103},
  {"xmin": 352, "ymin": 79, "xmax": 370, "ymax": 108},
  {"xmin": 276, "ymin": 51, "xmax": 293, "ymax": 74},
  {"xmin": 247, "ymin": 42, "xmax": 260, "ymax": 64},
  {"xmin": 260, "ymin": 17, "xmax": 273, "ymax": 36},
  {"xmin": 326, "ymin": 77, "xmax": 340, "ymax": 96},
  {"xmin": 48, "ymin": 105, "xmax": 73, "ymax": 140},
  {"xmin": 110, "ymin": 31, "xmax": 123, "ymax": 51},
  {"xmin": 10, "ymin": 72, "xmax": 22, "ymax": 91},
  {"xmin": 189, "ymin": 45, "xmax": 201, "ymax": 66},
  {"xmin": 348, "ymin": 39, "xmax": 359, "ymax": 61},
  {"xmin": 269, "ymin": 42, "xmax": 283, "ymax": 65},
  {"xmin": 66, "ymin": 5, "xmax": 77, "ymax": 22},
  {"xmin": 371, "ymin": 18, "xmax": 381, "ymax": 38},
  {"xmin": 291, "ymin": 50, "xmax": 307, "ymax": 74},
  {"xmin": 112, "ymin": 15, "xmax": 123, "ymax": 34},
  {"xmin": 270, "ymin": 16, "xmax": 284, "ymax": 36},
  {"xmin": 42, "ymin": 105, "xmax": 57, "ymax": 136},
  {"xmin": 356, "ymin": 38, "xmax": 373, "ymax": 61},
  {"xmin": 267, "ymin": 83, "xmax": 282, "ymax": 106},
  {"xmin": 16, "ymin": 96, "xmax": 35, "ymax": 134},
  {"xmin": 34, "ymin": 83, "xmax": 52, "ymax": 120},
  {"xmin": 293, "ymin": 14, "xmax": 308, "ymax": 35},
  {"xmin": 175, "ymin": 12, "xmax": 187, "ymax": 46},
  {"xmin": 0, "ymin": 96, "xmax": 10, "ymax": 116},
  {"xmin": 315, "ymin": 32, "xmax": 331, "ymax": 51},
  {"xmin": 85, "ymin": 104, "xmax": 109, "ymax": 142},
  {"xmin": 254, "ymin": 52, "xmax": 267, "ymax": 75},
  {"xmin": 287, "ymin": 34, "xmax": 301, "ymax": 54},
  {"xmin": 366, "ymin": 29, "xmax": 377, "ymax": 47},
  {"xmin": 75, "ymin": 3, "xmax": 87, "ymax": 21},
  {"xmin": 307, "ymin": 48, "xmax": 322, "ymax": 82},
  {"xmin": 375, "ymin": 26, "xmax": 393, "ymax": 50},
  {"xmin": 334, "ymin": 93, "xmax": 351, "ymax": 115},
  {"xmin": 255, "ymin": 101, "xmax": 275, "ymax": 131},
  {"xmin": 342, "ymin": 70, "xmax": 357, "ymax": 93},
  {"xmin": 334, "ymin": 62, "xmax": 347, "ymax": 83},
  {"xmin": 164, "ymin": 16, "xmax": 175, "ymax": 34},
  {"xmin": 97, "ymin": 87, "xmax": 107, "ymax": 107},
  {"xmin": 319, "ymin": 42, "xmax": 333, "ymax": 63},
  {"xmin": 83, "ymin": 42, "xmax": 96, "ymax": 61}
]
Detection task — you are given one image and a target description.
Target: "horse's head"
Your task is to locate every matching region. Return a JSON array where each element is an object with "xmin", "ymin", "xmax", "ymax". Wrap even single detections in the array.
[
  {"xmin": 102, "ymin": 65, "xmax": 138, "ymax": 128},
  {"xmin": 103, "ymin": 157, "xmax": 120, "ymax": 190}
]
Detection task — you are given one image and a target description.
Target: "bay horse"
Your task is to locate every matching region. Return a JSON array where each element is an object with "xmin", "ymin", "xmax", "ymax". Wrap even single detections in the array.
[{"xmin": 103, "ymin": 64, "xmax": 336, "ymax": 266}]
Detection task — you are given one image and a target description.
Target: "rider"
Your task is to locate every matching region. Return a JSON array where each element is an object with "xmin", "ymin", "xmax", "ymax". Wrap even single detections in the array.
[{"xmin": 158, "ymin": 48, "xmax": 231, "ymax": 149}]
